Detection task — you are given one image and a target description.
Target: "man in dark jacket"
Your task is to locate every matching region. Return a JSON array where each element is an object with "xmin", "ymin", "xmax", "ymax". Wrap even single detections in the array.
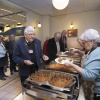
[
  {"xmin": 6, "ymin": 34, "xmax": 17, "ymax": 75},
  {"xmin": 47, "ymin": 32, "xmax": 65, "ymax": 63},
  {"xmin": 13, "ymin": 26, "xmax": 49, "ymax": 85},
  {"xmin": 60, "ymin": 30, "xmax": 68, "ymax": 51}
]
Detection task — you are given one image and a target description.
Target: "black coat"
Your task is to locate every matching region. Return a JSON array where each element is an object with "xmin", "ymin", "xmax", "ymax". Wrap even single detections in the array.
[
  {"xmin": 47, "ymin": 38, "xmax": 65, "ymax": 63},
  {"xmin": 13, "ymin": 37, "xmax": 43, "ymax": 77},
  {"xmin": 60, "ymin": 36, "xmax": 67, "ymax": 50}
]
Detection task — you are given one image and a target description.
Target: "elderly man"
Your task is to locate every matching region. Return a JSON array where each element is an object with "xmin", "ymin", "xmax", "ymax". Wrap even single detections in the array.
[
  {"xmin": 60, "ymin": 30, "xmax": 68, "ymax": 50},
  {"xmin": 47, "ymin": 32, "xmax": 65, "ymax": 63},
  {"xmin": 13, "ymin": 26, "xmax": 49, "ymax": 85}
]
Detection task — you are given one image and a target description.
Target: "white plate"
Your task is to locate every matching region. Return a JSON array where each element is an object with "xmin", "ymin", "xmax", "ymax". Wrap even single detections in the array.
[
  {"xmin": 59, "ymin": 54, "xmax": 68, "ymax": 57},
  {"xmin": 55, "ymin": 58, "xmax": 73, "ymax": 64}
]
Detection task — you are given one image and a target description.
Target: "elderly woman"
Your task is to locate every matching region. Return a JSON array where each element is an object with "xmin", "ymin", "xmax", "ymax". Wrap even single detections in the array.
[{"xmin": 65, "ymin": 29, "xmax": 100, "ymax": 100}]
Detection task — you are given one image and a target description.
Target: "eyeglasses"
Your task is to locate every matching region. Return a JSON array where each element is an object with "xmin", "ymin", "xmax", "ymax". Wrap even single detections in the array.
[
  {"xmin": 82, "ymin": 41, "xmax": 90, "ymax": 45},
  {"xmin": 27, "ymin": 33, "xmax": 35, "ymax": 36}
]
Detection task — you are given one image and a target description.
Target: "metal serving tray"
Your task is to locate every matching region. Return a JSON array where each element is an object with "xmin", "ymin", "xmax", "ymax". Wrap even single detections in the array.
[
  {"xmin": 26, "ymin": 78, "xmax": 45, "ymax": 85},
  {"xmin": 45, "ymin": 79, "xmax": 76, "ymax": 92},
  {"xmin": 29, "ymin": 70, "xmax": 53, "ymax": 85},
  {"xmin": 45, "ymin": 72, "xmax": 76, "ymax": 91},
  {"xmin": 45, "ymin": 62, "xmax": 78, "ymax": 73},
  {"xmin": 28, "ymin": 70, "xmax": 76, "ymax": 92}
]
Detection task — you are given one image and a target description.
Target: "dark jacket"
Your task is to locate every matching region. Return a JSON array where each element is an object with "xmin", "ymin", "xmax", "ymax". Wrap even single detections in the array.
[
  {"xmin": 47, "ymin": 38, "xmax": 65, "ymax": 63},
  {"xmin": 60, "ymin": 36, "xmax": 67, "ymax": 50},
  {"xmin": 12, "ymin": 37, "xmax": 43, "ymax": 76},
  {"xmin": 6, "ymin": 40, "xmax": 15, "ymax": 54}
]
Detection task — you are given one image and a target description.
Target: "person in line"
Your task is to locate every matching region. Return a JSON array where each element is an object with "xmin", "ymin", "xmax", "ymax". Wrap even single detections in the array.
[
  {"xmin": 47, "ymin": 32, "xmax": 65, "ymax": 63},
  {"xmin": 0, "ymin": 35, "xmax": 7, "ymax": 80},
  {"xmin": 65, "ymin": 29, "xmax": 100, "ymax": 100},
  {"xmin": 13, "ymin": 26, "xmax": 49, "ymax": 85},
  {"xmin": 43, "ymin": 36, "xmax": 50, "ymax": 56},
  {"xmin": 1, "ymin": 35, "xmax": 8, "ymax": 72},
  {"xmin": 60, "ymin": 30, "xmax": 68, "ymax": 51},
  {"xmin": 6, "ymin": 34, "xmax": 17, "ymax": 75}
]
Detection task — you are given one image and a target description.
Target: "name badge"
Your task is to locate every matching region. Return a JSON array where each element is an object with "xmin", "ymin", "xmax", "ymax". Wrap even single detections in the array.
[{"xmin": 28, "ymin": 50, "xmax": 33, "ymax": 53}]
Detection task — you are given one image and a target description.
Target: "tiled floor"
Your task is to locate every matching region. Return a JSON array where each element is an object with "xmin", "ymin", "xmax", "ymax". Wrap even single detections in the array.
[
  {"xmin": 0, "ymin": 68, "xmax": 85, "ymax": 100},
  {"xmin": 0, "ymin": 68, "xmax": 22, "ymax": 100}
]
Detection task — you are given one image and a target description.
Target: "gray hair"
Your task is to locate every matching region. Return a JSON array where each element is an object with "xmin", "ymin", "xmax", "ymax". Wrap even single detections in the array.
[
  {"xmin": 54, "ymin": 32, "xmax": 61, "ymax": 37},
  {"xmin": 79, "ymin": 34, "xmax": 85, "ymax": 40},
  {"xmin": 24, "ymin": 26, "xmax": 34, "ymax": 34},
  {"xmin": 82, "ymin": 29, "xmax": 100, "ymax": 43}
]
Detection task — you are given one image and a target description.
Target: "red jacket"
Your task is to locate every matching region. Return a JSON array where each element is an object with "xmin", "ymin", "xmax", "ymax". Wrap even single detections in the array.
[{"xmin": 43, "ymin": 40, "xmax": 48, "ymax": 56}]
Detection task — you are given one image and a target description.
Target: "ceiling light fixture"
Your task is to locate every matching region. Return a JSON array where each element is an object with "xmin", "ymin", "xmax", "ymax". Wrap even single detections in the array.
[
  {"xmin": 18, "ymin": 14, "xmax": 26, "ymax": 17},
  {"xmin": 70, "ymin": 22, "xmax": 74, "ymax": 29},
  {"xmin": 17, "ymin": 22, "xmax": 22, "ymax": 26},
  {"xmin": 6, "ymin": 24, "xmax": 10, "ymax": 27},
  {"xmin": 2, "ymin": 17, "xmax": 10, "ymax": 20},
  {"xmin": 0, "ymin": 8, "xmax": 13, "ymax": 13},
  {"xmin": 0, "ymin": 30, "xmax": 2, "ymax": 33},
  {"xmin": 52, "ymin": 0, "xmax": 69, "ymax": 10},
  {"xmin": 11, "ymin": 19, "xmax": 17, "ymax": 22},
  {"xmin": 16, "ymin": 22, "xmax": 22, "ymax": 27},
  {"xmin": 34, "ymin": 21, "xmax": 41, "ymax": 29}
]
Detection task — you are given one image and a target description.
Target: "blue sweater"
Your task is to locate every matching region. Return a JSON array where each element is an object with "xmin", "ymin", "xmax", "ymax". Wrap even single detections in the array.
[
  {"xmin": 82, "ymin": 47, "xmax": 100, "ymax": 94},
  {"xmin": 0, "ymin": 43, "xmax": 6, "ymax": 58}
]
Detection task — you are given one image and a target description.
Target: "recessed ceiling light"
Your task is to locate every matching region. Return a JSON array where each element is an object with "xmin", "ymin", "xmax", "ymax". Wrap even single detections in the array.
[
  {"xmin": 2, "ymin": 18, "xmax": 10, "ymax": 20},
  {"xmin": 0, "ymin": 8, "xmax": 13, "ymax": 13},
  {"xmin": 11, "ymin": 19, "xmax": 17, "ymax": 22},
  {"xmin": 18, "ymin": 14, "xmax": 26, "ymax": 17}
]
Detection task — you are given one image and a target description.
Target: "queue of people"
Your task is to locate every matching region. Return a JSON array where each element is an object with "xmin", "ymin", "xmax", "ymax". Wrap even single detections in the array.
[{"xmin": 0, "ymin": 34, "xmax": 18, "ymax": 80}]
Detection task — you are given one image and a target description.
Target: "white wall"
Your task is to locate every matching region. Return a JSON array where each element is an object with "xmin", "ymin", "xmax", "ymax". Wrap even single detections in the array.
[
  {"xmin": 51, "ymin": 10, "xmax": 100, "ymax": 48},
  {"xmin": 26, "ymin": 11, "xmax": 43, "ymax": 43},
  {"xmin": 25, "ymin": 10, "xmax": 100, "ymax": 48},
  {"xmin": 42, "ymin": 16, "xmax": 52, "ymax": 42},
  {"xmin": 26, "ymin": 12, "xmax": 53, "ymax": 46}
]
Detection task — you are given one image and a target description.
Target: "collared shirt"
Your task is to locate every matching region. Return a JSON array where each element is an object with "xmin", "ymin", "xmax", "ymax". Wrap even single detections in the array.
[{"xmin": 56, "ymin": 42, "xmax": 60, "ymax": 53}]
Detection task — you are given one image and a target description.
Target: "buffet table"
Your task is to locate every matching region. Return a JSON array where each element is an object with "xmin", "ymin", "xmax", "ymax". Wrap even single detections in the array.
[{"xmin": 22, "ymin": 56, "xmax": 81, "ymax": 100}]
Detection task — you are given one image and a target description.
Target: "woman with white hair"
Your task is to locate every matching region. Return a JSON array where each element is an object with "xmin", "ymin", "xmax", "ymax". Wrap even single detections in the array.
[{"xmin": 65, "ymin": 29, "xmax": 100, "ymax": 100}]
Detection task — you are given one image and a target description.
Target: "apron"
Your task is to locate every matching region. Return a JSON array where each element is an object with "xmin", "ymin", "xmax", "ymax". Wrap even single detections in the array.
[{"xmin": 81, "ymin": 51, "xmax": 94, "ymax": 100}]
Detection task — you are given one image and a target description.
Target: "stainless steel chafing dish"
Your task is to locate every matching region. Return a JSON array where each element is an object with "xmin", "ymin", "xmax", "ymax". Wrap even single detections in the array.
[
  {"xmin": 22, "ymin": 70, "xmax": 79, "ymax": 100},
  {"xmin": 28, "ymin": 70, "xmax": 76, "ymax": 92}
]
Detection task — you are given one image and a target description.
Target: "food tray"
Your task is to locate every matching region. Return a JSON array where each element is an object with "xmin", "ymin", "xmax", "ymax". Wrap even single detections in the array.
[
  {"xmin": 45, "ymin": 72, "xmax": 76, "ymax": 91},
  {"xmin": 27, "ymin": 70, "xmax": 76, "ymax": 91},
  {"xmin": 29, "ymin": 70, "xmax": 53, "ymax": 85},
  {"xmin": 45, "ymin": 80, "xmax": 76, "ymax": 91},
  {"xmin": 46, "ymin": 63, "xmax": 77, "ymax": 73}
]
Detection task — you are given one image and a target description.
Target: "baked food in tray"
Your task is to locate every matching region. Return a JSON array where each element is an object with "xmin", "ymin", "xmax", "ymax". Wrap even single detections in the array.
[
  {"xmin": 48, "ymin": 63, "xmax": 76, "ymax": 72},
  {"xmin": 30, "ymin": 70, "xmax": 52, "ymax": 83},
  {"xmin": 48, "ymin": 73, "xmax": 73, "ymax": 88}
]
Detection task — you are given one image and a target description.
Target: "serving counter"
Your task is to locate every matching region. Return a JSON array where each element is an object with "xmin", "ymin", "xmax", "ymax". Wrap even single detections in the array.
[{"xmin": 22, "ymin": 56, "xmax": 81, "ymax": 100}]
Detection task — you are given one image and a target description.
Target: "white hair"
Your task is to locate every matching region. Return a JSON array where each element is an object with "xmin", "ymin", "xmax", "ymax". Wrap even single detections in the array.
[
  {"xmin": 54, "ymin": 32, "xmax": 61, "ymax": 37},
  {"xmin": 82, "ymin": 29, "xmax": 100, "ymax": 42},
  {"xmin": 24, "ymin": 26, "xmax": 34, "ymax": 34},
  {"xmin": 79, "ymin": 34, "xmax": 85, "ymax": 40}
]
